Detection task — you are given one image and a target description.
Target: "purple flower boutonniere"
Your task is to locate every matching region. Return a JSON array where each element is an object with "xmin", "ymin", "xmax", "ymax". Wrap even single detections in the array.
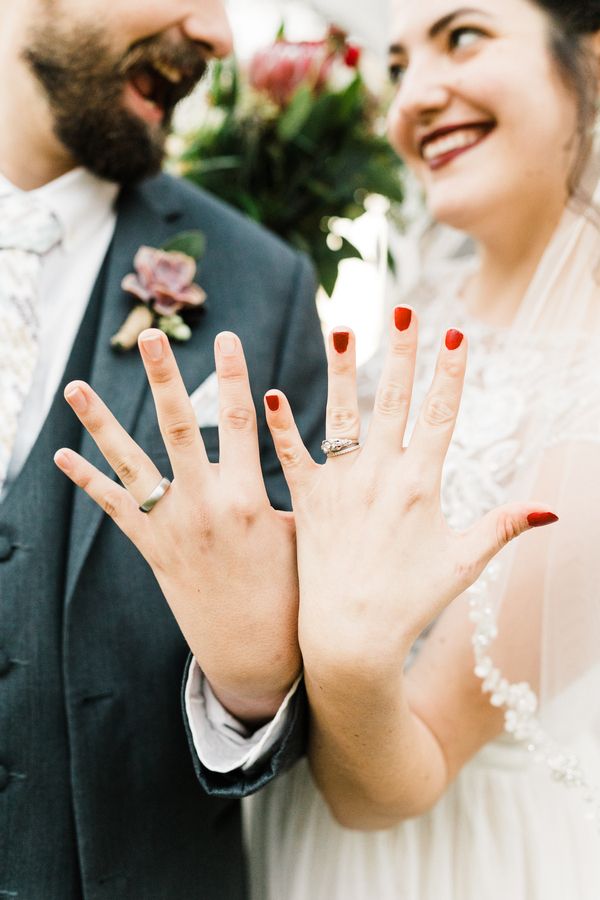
[{"xmin": 111, "ymin": 230, "xmax": 207, "ymax": 351}]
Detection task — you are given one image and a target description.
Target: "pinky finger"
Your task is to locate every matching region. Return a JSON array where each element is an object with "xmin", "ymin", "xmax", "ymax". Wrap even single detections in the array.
[
  {"xmin": 54, "ymin": 448, "xmax": 144, "ymax": 544},
  {"xmin": 264, "ymin": 392, "xmax": 318, "ymax": 499}
]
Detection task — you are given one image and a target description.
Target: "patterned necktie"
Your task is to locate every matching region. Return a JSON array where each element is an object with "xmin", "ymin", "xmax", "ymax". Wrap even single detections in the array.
[{"xmin": 0, "ymin": 191, "xmax": 63, "ymax": 493}]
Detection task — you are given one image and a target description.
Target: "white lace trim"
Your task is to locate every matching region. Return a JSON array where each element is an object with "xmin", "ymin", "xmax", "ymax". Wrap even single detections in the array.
[{"xmin": 467, "ymin": 563, "xmax": 600, "ymax": 832}]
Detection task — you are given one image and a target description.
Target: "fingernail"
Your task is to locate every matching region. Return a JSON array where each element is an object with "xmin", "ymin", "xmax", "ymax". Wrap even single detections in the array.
[
  {"xmin": 527, "ymin": 512, "xmax": 559, "ymax": 528},
  {"xmin": 394, "ymin": 307, "xmax": 412, "ymax": 332},
  {"xmin": 266, "ymin": 393, "xmax": 280, "ymax": 412},
  {"xmin": 333, "ymin": 331, "xmax": 350, "ymax": 354},
  {"xmin": 140, "ymin": 333, "xmax": 164, "ymax": 361},
  {"xmin": 445, "ymin": 329, "xmax": 464, "ymax": 351},
  {"xmin": 218, "ymin": 333, "xmax": 237, "ymax": 356},
  {"xmin": 54, "ymin": 449, "xmax": 71, "ymax": 470},
  {"xmin": 65, "ymin": 385, "xmax": 87, "ymax": 414}
]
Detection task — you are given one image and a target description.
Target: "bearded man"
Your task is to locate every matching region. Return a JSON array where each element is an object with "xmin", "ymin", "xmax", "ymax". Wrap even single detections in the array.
[{"xmin": 0, "ymin": 2, "xmax": 326, "ymax": 897}]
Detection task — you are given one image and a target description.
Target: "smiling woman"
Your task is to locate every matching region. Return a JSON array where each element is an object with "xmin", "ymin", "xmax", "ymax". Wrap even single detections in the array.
[{"xmin": 243, "ymin": 1, "xmax": 600, "ymax": 898}]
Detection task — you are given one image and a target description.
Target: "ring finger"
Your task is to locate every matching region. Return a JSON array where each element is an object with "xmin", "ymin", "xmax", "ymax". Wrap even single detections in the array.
[
  {"xmin": 63, "ymin": 380, "xmax": 164, "ymax": 507},
  {"xmin": 325, "ymin": 328, "xmax": 361, "ymax": 449}
]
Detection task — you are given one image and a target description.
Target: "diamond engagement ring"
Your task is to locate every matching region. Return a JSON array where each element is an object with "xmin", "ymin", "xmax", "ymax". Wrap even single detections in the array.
[
  {"xmin": 321, "ymin": 438, "xmax": 360, "ymax": 458},
  {"xmin": 139, "ymin": 477, "xmax": 172, "ymax": 513}
]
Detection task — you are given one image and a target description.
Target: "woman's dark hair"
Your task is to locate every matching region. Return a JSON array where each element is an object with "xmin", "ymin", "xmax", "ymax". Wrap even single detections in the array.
[{"xmin": 533, "ymin": 1, "xmax": 600, "ymax": 159}]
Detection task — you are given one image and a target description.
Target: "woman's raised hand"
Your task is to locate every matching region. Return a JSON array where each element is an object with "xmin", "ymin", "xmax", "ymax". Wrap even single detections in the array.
[
  {"xmin": 264, "ymin": 307, "xmax": 558, "ymax": 679},
  {"xmin": 54, "ymin": 329, "xmax": 300, "ymax": 724}
]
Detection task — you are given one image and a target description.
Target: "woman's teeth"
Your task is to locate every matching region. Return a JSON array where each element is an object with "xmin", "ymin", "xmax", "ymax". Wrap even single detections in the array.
[{"xmin": 422, "ymin": 127, "xmax": 489, "ymax": 162}]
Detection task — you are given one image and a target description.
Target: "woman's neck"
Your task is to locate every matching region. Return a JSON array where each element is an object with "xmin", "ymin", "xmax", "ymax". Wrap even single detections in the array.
[{"xmin": 461, "ymin": 193, "xmax": 568, "ymax": 328}]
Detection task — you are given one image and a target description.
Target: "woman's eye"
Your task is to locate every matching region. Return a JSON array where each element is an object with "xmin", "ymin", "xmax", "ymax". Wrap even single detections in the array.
[
  {"xmin": 448, "ymin": 27, "xmax": 485, "ymax": 51},
  {"xmin": 388, "ymin": 62, "xmax": 406, "ymax": 84}
]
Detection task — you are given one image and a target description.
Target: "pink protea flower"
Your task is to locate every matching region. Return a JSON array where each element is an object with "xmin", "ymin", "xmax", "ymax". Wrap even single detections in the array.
[
  {"xmin": 121, "ymin": 246, "xmax": 206, "ymax": 316},
  {"xmin": 249, "ymin": 39, "xmax": 334, "ymax": 107}
]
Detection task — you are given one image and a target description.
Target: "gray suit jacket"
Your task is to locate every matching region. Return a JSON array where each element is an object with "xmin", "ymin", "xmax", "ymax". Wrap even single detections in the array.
[{"xmin": 0, "ymin": 173, "xmax": 327, "ymax": 899}]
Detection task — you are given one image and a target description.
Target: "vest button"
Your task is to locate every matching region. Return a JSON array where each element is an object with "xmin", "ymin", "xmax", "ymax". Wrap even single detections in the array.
[
  {"xmin": 0, "ymin": 534, "xmax": 14, "ymax": 562},
  {"xmin": 0, "ymin": 650, "xmax": 11, "ymax": 677},
  {"xmin": 0, "ymin": 765, "xmax": 9, "ymax": 791}
]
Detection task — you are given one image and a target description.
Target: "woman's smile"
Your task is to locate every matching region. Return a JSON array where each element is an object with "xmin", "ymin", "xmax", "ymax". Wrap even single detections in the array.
[{"xmin": 419, "ymin": 121, "xmax": 496, "ymax": 170}]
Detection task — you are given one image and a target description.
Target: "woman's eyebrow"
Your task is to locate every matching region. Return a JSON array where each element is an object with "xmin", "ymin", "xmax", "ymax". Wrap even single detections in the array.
[{"xmin": 388, "ymin": 7, "xmax": 493, "ymax": 55}]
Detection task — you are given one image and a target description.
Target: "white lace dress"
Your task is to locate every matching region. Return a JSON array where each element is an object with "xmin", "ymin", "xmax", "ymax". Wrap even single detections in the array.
[{"xmin": 244, "ymin": 263, "xmax": 600, "ymax": 900}]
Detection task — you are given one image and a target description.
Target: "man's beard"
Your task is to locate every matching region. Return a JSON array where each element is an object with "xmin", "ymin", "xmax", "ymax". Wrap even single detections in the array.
[{"xmin": 24, "ymin": 22, "xmax": 208, "ymax": 185}]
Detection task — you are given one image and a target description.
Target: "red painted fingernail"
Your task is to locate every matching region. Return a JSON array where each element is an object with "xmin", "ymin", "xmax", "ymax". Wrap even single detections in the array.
[
  {"xmin": 394, "ymin": 306, "xmax": 412, "ymax": 332},
  {"xmin": 333, "ymin": 331, "xmax": 350, "ymax": 354},
  {"xmin": 266, "ymin": 394, "xmax": 280, "ymax": 412},
  {"xmin": 527, "ymin": 512, "xmax": 559, "ymax": 528},
  {"xmin": 445, "ymin": 329, "xmax": 464, "ymax": 351}
]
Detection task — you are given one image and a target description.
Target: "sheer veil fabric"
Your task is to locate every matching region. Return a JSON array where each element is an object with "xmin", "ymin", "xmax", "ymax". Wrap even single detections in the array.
[{"xmin": 463, "ymin": 143, "xmax": 600, "ymax": 818}]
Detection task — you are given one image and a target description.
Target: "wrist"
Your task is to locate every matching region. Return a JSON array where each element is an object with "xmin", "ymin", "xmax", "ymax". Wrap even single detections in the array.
[{"xmin": 207, "ymin": 668, "xmax": 301, "ymax": 729}]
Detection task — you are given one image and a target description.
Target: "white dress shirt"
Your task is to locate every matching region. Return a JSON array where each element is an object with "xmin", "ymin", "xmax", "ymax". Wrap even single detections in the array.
[{"xmin": 1, "ymin": 166, "xmax": 290, "ymax": 772}]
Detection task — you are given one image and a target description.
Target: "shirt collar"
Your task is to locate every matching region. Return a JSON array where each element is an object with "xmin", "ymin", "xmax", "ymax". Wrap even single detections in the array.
[{"xmin": 0, "ymin": 167, "xmax": 119, "ymax": 253}]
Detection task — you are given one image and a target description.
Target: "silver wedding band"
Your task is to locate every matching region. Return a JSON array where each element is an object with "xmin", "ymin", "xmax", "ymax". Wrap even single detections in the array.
[
  {"xmin": 139, "ymin": 477, "xmax": 172, "ymax": 513},
  {"xmin": 321, "ymin": 438, "xmax": 361, "ymax": 458}
]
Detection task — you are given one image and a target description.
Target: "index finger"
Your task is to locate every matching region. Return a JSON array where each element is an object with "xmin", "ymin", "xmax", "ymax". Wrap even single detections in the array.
[{"xmin": 138, "ymin": 329, "xmax": 210, "ymax": 483}]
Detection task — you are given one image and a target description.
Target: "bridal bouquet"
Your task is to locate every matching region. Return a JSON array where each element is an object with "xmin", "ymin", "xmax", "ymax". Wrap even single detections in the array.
[{"xmin": 173, "ymin": 27, "xmax": 404, "ymax": 295}]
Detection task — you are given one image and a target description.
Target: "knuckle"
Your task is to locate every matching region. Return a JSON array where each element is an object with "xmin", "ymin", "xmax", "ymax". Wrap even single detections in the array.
[
  {"xmin": 221, "ymin": 404, "xmax": 255, "ymax": 431},
  {"xmin": 495, "ymin": 512, "xmax": 522, "ymax": 548},
  {"xmin": 376, "ymin": 386, "xmax": 410, "ymax": 417},
  {"xmin": 439, "ymin": 356, "xmax": 464, "ymax": 379},
  {"xmin": 196, "ymin": 511, "xmax": 215, "ymax": 546},
  {"xmin": 219, "ymin": 367, "xmax": 246, "ymax": 385},
  {"xmin": 101, "ymin": 491, "xmax": 121, "ymax": 520},
  {"xmin": 114, "ymin": 456, "xmax": 142, "ymax": 486},
  {"xmin": 82, "ymin": 411, "xmax": 104, "ymax": 434},
  {"xmin": 229, "ymin": 494, "xmax": 258, "ymax": 526},
  {"xmin": 163, "ymin": 419, "xmax": 197, "ymax": 448},
  {"xmin": 390, "ymin": 341, "xmax": 414, "ymax": 359},
  {"xmin": 149, "ymin": 363, "xmax": 173, "ymax": 385},
  {"xmin": 327, "ymin": 406, "xmax": 359, "ymax": 433},
  {"xmin": 401, "ymin": 473, "xmax": 428, "ymax": 510},
  {"xmin": 422, "ymin": 395, "xmax": 454, "ymax": 427},
  {"xmin": 277, "ymin": 442, "xmax": 302, "ymax": 469}
]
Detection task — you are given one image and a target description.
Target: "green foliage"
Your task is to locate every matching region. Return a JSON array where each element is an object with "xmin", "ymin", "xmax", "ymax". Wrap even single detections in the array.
[
  {"xmin": 161, "ymin": 230, "xmax": 206, "ymax": 260},
  {"xmin": 173, "ymin": 52, "xmax": 404, "ymax": 296}
]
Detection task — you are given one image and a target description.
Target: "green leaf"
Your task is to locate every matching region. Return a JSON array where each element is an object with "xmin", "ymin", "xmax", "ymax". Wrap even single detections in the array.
[
  {"xmin": 317, "ymin": 237, "xmax": 363, "ymax": 296},
  {"xmin": 162, "ymin": 230, "xmax": 206, "ymax": 260},
  {"xmin": 277, "ymin": 86, "xmax": 314, "ymax": 141}
]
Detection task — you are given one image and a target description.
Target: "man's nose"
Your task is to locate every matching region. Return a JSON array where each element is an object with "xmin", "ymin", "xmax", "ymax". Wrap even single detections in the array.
[{"xmin": 182, "ymin": 0, "xmax": 234, "ymax": 60}]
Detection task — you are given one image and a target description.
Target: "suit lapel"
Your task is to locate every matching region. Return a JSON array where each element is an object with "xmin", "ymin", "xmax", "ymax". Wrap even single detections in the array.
[{"xmin": 66, "ymin": 178, "xmax": 194, "ymax": 603}]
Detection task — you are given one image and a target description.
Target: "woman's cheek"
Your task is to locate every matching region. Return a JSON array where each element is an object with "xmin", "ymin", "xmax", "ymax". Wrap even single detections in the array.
[{"xmin": 387, "ymin": 101, "xmax": 412, "ymax": 163}]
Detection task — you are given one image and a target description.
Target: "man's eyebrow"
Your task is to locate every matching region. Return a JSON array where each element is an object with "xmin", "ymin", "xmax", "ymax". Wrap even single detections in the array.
[{"xmin": 388, "ymin": 7, "xmax": 493, "ymax": 55}]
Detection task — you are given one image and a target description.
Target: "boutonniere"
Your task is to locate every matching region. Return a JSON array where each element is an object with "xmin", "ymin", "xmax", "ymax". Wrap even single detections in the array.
[{"xmin": 111, "ymin": 230, "xmax": 207, "ymax": 351}]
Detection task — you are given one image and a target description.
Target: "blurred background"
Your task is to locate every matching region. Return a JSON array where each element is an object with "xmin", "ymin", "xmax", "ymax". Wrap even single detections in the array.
[{"xmin": 171, "ymin": 0, "xmax": 416, "ymax": 365}]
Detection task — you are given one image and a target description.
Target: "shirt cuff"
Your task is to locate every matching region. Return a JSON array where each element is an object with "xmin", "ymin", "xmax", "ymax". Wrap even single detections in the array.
[{"xmin": 184, "ymin": 660, "xmax": 301, "ymax": 773}]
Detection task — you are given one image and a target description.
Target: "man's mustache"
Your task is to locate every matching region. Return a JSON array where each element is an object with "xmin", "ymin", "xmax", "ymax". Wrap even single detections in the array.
[{"xmin": 119, "ymin": 34, "xmax": 209, "ymax": 105}]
